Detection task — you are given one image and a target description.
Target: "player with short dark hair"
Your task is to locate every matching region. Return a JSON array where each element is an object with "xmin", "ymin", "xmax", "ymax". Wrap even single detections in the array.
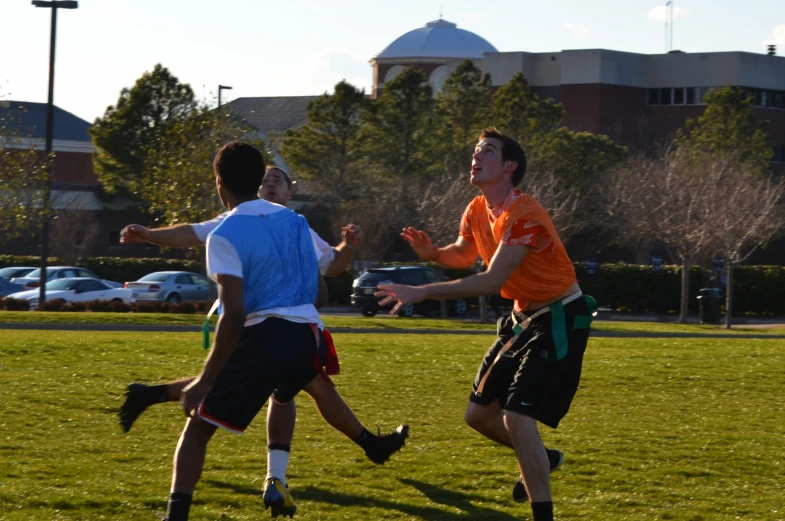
[
  {"xmin": 375, "ymin": 128, "xmax": 595, "ymax": 521},
  {"xmin": 135, "ymin": 142, "xmax": 407, "ymax": 520}
]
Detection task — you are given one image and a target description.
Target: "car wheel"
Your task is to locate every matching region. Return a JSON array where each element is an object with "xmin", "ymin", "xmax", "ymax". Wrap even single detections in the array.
[
  {"xmin": 166, "ymin": 294, "xmax": 181, "ymax": 305},
  {"xmin": 399, "ymin": 303, "xmax": 415, "ymax": 318},
  {"xmin": 361, "ymin": 307, "xmax": 377, "ymax": 317},
  {"xmin": 111, "ymin": 298, "xmax": 122, "ymax": 303},
  {"xmin": 451, "ymin": 299, "xmax": 468, "ymax": 317}
]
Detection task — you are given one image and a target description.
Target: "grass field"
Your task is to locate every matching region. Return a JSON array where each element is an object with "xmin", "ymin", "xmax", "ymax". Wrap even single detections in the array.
[
  {"xmin": 1, "ymin": 330, "xmax": 784, "ymax": 520},
  {"xmin": 0, "ymin": 310, "xmax": 783, "ymax": 336}
]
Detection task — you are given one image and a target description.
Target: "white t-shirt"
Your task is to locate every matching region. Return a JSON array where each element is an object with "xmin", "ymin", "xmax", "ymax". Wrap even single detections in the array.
[
  {"xmin": 192, "ymin": 208, "xmax": 335, "ymax": 275},
  {"xmin": 205, "ymin": 199, "xmax": 324, "ymax": 328}
]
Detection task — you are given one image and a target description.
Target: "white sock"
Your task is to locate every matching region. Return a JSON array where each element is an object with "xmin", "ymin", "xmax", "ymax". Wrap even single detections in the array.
[{"xmin": 266, "ymin": 449, "xmax": 290, "ymax": 486}]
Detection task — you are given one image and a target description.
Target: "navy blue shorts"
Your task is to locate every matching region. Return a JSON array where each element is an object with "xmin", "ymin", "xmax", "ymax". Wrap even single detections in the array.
[
  {"xmin": 197, "ymin": 318, "xmax": 319, "ymax": 434},
  {"xmin": 469, "ymin": 296, "xmax": 590, "ymax": 429}
]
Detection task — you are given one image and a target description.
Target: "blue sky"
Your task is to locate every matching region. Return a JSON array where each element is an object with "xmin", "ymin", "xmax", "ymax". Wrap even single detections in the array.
[{"xmin": 2, "ymin": 0, "xmax": 783, "ymax": 123}]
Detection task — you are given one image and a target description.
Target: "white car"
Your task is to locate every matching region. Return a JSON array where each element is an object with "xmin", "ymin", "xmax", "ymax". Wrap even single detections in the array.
[{"xmin": 7, "ymin": 277, "xmax": 134, "ymax": 309}]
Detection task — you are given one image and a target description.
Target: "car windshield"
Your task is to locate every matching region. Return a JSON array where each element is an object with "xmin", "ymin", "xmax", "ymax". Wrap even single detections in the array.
[
  {"xmin": 0, "ymin": 268, "xmax": 32, "ymax": 279},
  {"xmin": 138, "ymin": 273, "xmax": 171, "ymax": 282},
  {"xmin": 45, "ymin": 279, "xmax": 82, "ymax": 291},
  {"xmin": 21, "ymin": 268, "xmax": 58, "ymax": 279}
]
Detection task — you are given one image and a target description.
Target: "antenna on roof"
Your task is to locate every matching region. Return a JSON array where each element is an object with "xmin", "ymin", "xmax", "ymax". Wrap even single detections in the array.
[
  {"xmin": 665, "ymin": 1, "xmax": 674, "ymax": 52},
  {"xmin": 439, "ymin": 5, "xmax": 443, "ymax": 18}
]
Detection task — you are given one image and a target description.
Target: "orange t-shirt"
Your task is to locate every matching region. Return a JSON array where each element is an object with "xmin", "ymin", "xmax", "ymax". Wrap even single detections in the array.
[{"xmin": 460, "ymin": 188, "xmax": 577, "ymax": 311}]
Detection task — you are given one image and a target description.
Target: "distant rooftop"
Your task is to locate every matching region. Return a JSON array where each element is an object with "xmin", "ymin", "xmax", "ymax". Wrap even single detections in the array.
[
  {"xmin": 222, "ymin": 96, "xmax": 320, "ymax": 135},
  {"xmin": 0, "ymin": 101, "xmax": 91, "ymax": 141},
  {"xmin": 376, "ymin": 19, "xmax": 498, "ymax": 60}
]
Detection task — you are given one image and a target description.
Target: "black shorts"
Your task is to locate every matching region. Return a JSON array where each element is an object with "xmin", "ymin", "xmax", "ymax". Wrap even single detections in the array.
[
  {"xmin": 198, "ymin": 318, "xmax": 319, "ymax": 434},
  {"xmin": 470, "ymin": 296, "xmax": 591, "ymax": 429}
]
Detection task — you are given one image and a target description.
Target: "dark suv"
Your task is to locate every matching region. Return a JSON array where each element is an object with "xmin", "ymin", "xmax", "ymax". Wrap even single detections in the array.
[{"xmin": 351, "ymin": 266, "xmax": 468, "ymax": 318}]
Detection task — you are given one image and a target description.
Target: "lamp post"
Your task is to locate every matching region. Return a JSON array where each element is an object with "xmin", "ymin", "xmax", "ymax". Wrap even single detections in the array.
[
  {"xmin": 32, "ymin": 0, "xmax": 78, "ymax": 306},
  {"xmin": 218, "ymin": 85, "xmax": 232, "ymax": 110}
]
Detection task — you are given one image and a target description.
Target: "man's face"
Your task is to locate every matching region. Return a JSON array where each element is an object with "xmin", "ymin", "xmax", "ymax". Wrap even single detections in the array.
[
  {"xmin": 259, "ymin": 169, "xmax": 291, "ymax": 205},
  {"xmin": 471, "ymin": 137, "xmax": 513, "ymax": 187}
]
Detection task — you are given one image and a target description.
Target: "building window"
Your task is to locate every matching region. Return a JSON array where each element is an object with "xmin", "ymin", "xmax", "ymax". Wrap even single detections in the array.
[
  {"xmin": 74, "ymin": 230, "xmax": 85, "ymax": 247},
  {"xmin": 674, "ymin": 87, "xmax": 685, "ymax": 105},
  {"xmin": 648, "ymin": 89, "xmax": 659, "ymax": 105},
  {"xmin": 659, "ymin": 88, "xmax": 672, "ymax": 105},
  {"xmin": 686, "ymin": 87, "xmax": 696, "ymax": 104},
  {"xmin": 109, "ymin": 229, "xmax": 121, "ymax": 247}
]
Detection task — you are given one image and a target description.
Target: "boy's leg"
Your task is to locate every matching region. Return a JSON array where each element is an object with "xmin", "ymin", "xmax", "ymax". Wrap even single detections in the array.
[
  {"xmin": 264, "ymin": 399, "xmax": 296, "ymax": 499},
  {"xmin": 299, "ymin": 375, "xmax": 409, "ymax": 464},
  {"xmin": 503, "ymin": 411, "xmax": 553, "ymax": 521},
  {"xmin": 119, "ymin": 377, "xmax": 195, "ymax": 432},
  {"xmin": 165, "ymin": 416, "xmax": 218, "ymax": 521}
]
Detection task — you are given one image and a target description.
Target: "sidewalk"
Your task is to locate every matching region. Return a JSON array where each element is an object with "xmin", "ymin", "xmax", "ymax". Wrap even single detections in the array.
[{"xmin": 319, "ymin": 306, "xmax": 785, "ymax": 327}]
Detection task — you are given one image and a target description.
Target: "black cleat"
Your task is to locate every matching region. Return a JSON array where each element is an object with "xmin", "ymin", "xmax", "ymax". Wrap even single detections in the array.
[
  {"xmin": 512, "ymin": 448, "xmax": 564, "ymax": 503},
  {"xmin": 119, "ymin": 383, "xmax": 152, "ymax": 432},
  {"xmin": 363, "ymin": 425, "xmax": 410, "ymax": 465}
]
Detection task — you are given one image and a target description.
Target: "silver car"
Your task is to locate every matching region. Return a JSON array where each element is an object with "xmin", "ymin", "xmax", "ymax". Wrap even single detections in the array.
[
  {"xmin": 12, "ymin": 266, "xmax": 101, "ymax": 290},
  {"xmin": 125, "ymin": 271, "xmax": 216, "ymax": 304}
]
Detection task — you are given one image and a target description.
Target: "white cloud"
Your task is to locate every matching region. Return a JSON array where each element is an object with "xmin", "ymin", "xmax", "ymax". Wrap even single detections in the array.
[
  {"xmin": 308, "ymin": 50, "xmax": 373, "ymax": 95},
  {"xmin": 762, "ymin": 24, "xmax": 785, "ymax": 50},
  {"xmin": 647, "ymin": 5, "xmax": 690, "ymax": 22},
  {"xmin": 562, "ymin": 21, "xmax": 590, "ymax": 39}
]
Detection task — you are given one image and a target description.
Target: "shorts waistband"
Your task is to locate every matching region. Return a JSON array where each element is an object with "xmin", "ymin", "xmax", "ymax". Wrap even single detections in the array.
[{"xmin": 512, "ymin": 290, "xmax": 583, "ymax": 327}]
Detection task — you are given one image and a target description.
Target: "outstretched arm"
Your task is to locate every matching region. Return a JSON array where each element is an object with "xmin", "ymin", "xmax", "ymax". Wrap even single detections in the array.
[
  {"xmin": 401, "ymin": 227, "xmax": 479, "ymax": 269},
  {"xmin": 376, "ymin": 243, "xmax": 529, "ymax": 315},
  {"xmin": 120, "ymin": 224, "xmax": 202, "ymax": 248},
  {"xmin": 325, "ymin": 224, "xmax": 363, "ymax": 277}
]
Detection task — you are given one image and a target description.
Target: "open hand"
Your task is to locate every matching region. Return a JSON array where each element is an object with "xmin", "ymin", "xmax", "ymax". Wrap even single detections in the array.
[
  {"xmin": 120, "ymin": 224, "xmax": 150, "ymax": 244},
  {"xmin": 180, "ymin": 377, "xmax": 212, "ymax": 417},
  {"xmin": 375, "ymin": 284, "xmax": 427, "ymax": 315},
  {"xmin": 342, "ymin": 224, "xmax": 364, "ymax": 248},
  {"xmin": 401, "ymin": 227, "xmax": 438, "ymax": 260}
]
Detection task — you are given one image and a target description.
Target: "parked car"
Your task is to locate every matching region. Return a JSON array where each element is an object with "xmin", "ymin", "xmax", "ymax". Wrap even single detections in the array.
[
  {"xmin": 6, "ymin": 278, "xmax": 134, "ymax": 310},
  {"xmin": 0, "ymin": 267, "xmax": 37, "ymax": 280},
  {"xmin": 351, "ymin": 266, "xmax": 468, "ymax": 318},
  {"xmin": 124, "ymin": 271, "xmax": 216, "ymax": 304},
  {"xmin": 11, "ymin": 266, "xmax": 102, "ymax": 290},
  {"xmin": 0, "ymin": 277, "xmax": 25, "ymax": 299}
]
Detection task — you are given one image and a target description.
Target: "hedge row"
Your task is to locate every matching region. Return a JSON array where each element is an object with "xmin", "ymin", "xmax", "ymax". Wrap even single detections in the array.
[
  {"xmin": 2, "ymin": 256, "xmax": 784, "ymax": 315},
  {"xmin": 0, "ymin": 298, "xmax": 209, "ymax": 314}
]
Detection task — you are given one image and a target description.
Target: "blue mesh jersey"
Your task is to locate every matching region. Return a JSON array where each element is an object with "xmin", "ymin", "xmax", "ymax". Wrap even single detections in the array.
[{"xmin": 209, "ymin": 207, "xmax": 318, "ymax": 316}]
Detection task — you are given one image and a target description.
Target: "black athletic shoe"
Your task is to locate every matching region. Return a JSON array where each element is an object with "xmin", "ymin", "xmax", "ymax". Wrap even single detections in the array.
[
  {"xmin": 512, "ymin": 448, "xmax": 564, "ymax": 503},
  {"xmin": 363, "ymin": 425, "xmax": 410, "ymax": 464},
  {"xmin": 119, "ymin": 383, "xmax": 152, "ymax": 432}
]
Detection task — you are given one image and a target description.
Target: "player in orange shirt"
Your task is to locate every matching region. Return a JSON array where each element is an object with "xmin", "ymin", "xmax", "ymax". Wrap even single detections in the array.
[{"xmin": 376, "ymin": 128, "xmax": 595, "ymax": 521}]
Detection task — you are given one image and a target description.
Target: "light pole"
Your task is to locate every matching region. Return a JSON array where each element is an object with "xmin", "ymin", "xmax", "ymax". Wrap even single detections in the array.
[
  {"xmin": 218, "ymin": 85, "xmax": 233, "ymax": 110},
  {"xmin": 32, "ymin": 0, "xmax": 78, "ymax": 306}
]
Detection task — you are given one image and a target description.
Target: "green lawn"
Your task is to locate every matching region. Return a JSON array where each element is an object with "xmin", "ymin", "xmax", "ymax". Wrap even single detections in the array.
[
  {"xmin": 1, "ymin": 330, "xmax": 783, "ymax": 520},
  {"xmin": 0, "ymin": 310, "xmax": 783, "ymax": 335}
]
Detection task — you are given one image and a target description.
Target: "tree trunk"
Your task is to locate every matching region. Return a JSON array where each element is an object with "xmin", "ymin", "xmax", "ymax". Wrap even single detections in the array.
[
  {"xmin": 479, "ymin": 295, "xmax": 488, "ymax": 323},
  {"xmin": 679, "ymin": 257, "xmax": 690, "ymax": 323},
  {"xmin": 440, "ymin": 300, "xmax": 448, "ymax": 319},
  {"xmin": 725, "ymin": 261, "xmax": 734, "ymax": 329}
]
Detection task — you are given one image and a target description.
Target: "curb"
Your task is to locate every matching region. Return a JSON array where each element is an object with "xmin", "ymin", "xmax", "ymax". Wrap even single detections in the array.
[{"xmin": 0, "ymin": 322, "xmax": 783, "ymax": 339}]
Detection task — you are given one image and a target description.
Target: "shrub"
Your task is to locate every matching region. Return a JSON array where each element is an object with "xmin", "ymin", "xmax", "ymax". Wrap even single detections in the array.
[
  {"xmin": 133, "ymin": 302, "xmax": 159, "ymax": 313},
  {"xmin": 86, "ymin": 299, "xmax": 112, "ymax": 312},
  {"xmin": 173, "ymin": 302, "xmax": 197, "ymax": 314},
  {"xmin": 109, "ymin": 301, "xmax": 132, "ymax": 313},
  {"xmin": 63, "ymin": 301, "xmax": 87, "ymax": 312},
  {"xmin": 38, "ymin": 299, "xmax": 66, "ymax": 312},
  {"xmin": 4, "ymin": 298, "xmax": 31, "ymax": 311}
]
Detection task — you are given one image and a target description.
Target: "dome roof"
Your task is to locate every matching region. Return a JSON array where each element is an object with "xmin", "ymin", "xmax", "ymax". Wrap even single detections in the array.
[{"xmin": 376, "ymin": 19, "xmax": 498, "ymax": 60}]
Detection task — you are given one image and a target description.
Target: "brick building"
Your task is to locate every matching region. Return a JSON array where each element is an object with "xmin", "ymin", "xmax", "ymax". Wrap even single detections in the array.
[{"xmin": 0, "ymin": 101, "xmax": 175, "ymax": 259}]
